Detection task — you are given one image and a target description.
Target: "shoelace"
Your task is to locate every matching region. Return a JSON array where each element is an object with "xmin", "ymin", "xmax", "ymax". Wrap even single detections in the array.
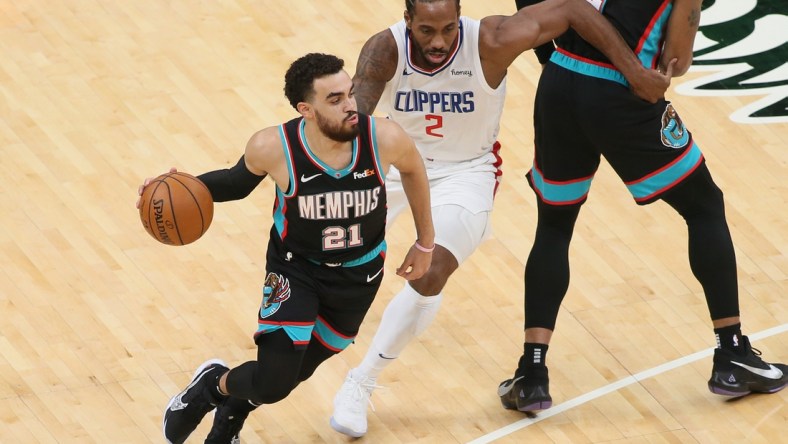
[{"xmin": 346, "ymin": 376, "xmax": 385, "ymax": 412}]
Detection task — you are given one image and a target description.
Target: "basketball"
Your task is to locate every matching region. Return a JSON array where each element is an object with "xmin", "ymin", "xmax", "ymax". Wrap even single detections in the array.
[{"xmin": 139, "ymin": 172, "xmax": 214, "ymax": 246}]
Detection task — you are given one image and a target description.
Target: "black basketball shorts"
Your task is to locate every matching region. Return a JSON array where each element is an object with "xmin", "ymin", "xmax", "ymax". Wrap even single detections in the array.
[{"xmin": 527, "ymin": 62, "xmax": 705, "ymax": 206}]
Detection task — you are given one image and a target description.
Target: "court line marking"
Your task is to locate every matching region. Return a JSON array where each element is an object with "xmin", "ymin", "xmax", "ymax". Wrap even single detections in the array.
[{"xmin": 468, "ymin": 323, "xmax": 788, "ymax": 444}]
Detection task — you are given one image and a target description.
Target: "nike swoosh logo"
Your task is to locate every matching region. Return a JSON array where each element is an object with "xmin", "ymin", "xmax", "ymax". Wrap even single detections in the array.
[
  {"xmin": 301, "ymin": 173, "xmax": 322, "ymax": 183},
  {"xmin": 497, "ymin": 376, "xmax": 523, "ymax": 397},
  {"xmin": 366, "ymin": 267, "xmax": 384, "ymax": 282},
  {"xmin": 731, "ymin": 361, "xmax": 784, "ymax": 379},
  {"xmin": 378, "ymin": 353, "xmax": 396, "ymax": 360},
  {"xmin": 169, "ymin": 385, "xmax": 192, "ymax": 412},
  {"xmin": 167, "ymin": 366, "xmax": 214, "ymax": 412}
]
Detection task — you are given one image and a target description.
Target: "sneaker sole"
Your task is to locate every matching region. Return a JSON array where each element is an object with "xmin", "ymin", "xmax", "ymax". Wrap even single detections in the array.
[
  {"xmin": 163, "ymin": 358, "xmax": 227, "ymax": 444},
  {"xmin": 709, "ymin": 381, "xmax": 787, "ymax": 397},
  {"xmin": 329, "ymin": 416, "xmax": 365, "ymax": 438},
  {"xmin": 517, "ymin": 400, "xmax": 552, "ymax": 412}
]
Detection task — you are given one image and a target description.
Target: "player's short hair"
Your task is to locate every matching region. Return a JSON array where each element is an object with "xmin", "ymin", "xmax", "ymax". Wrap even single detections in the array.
[
  {"xmin": 405, "ymin": 0, "xmax": 461, "ymax": 16},
  {"xmin": 284, "ymin": 53, "xmax": 345, "ymax": 110}
]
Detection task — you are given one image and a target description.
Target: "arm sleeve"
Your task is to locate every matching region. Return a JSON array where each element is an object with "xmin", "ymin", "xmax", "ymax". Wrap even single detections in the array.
[
  {"xmin": 197, "ymin": 155, "xmax": 266, "ymax": 202},
  {"xmin": 515, "ymin": 0, "xmax": 556, "ymax": 65}
]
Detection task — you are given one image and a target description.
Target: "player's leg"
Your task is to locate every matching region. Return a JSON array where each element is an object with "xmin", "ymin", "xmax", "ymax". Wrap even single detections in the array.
[
  {"xmin": 207, "ymin": 317, "xmax": 356, "ymax": 444},
  {"xmin": 660, "ymin": 166, "xmax": 788, "ymax": 395},
  {"xmin": 299, "ymin": 258, "xmax": 384, "ymax": 438},
  {"xmin": 195, "ymin": 252, "xmax": 320, "ymax": 443},
  {"xmin": 358, "ymin": 202, "xmax": 490, "ymax": 366},
  {"xmin": 203, "ymin": 329, "xmax": 307, "ymax": 444},
  {"xmin": 499, "ymin": 200, "xmax": 582, "ymax": 412},
  {"xmin": 501, "ymin": 63, "xmax": 600, "ymax": 412},
  {"xmin": 164, "ymin": 327, "xmax": 309, "ymax": 444},
  {"xmin": 332, "ymin": 166, "xmax": 498, "ymax": 436},
  {"xmin": 598, "ymin": 95, "xmax": 787, "ymax": 397}
]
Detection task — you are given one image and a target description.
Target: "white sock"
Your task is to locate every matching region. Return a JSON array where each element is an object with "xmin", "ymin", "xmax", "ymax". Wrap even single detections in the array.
[{"xmin": 355, "ymin": 283, "xmax": 443, "ymax": 379}]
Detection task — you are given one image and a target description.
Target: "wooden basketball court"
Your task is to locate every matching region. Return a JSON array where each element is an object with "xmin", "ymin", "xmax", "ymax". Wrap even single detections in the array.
[{"xmin": 1, "ymin": 1, "xmax": 785, "ymax": 442}]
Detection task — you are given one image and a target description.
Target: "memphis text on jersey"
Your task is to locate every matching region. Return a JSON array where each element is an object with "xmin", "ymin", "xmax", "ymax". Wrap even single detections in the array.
[{"xmin": 298, "ymin": 186, "xmax": 382, "ymax": 220}]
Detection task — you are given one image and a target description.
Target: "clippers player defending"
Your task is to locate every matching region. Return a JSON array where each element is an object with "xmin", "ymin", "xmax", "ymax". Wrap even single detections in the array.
[
  {"xmin": 329, "ymin": 0, "xmax": 673, "ymax": 437},
  {"xmin": 499, "ymin": 0, "xmax": 788, "ymax": 413}
]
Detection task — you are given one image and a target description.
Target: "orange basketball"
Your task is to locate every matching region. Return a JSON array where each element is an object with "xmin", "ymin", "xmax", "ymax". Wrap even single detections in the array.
[{"xmin": 139, "ymin": 172, "xmax": 213, "ymax": 246}]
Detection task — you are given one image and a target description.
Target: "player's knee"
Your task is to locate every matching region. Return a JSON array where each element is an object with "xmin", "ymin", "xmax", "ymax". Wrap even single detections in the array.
[
  {"xmin": 665, "ymin": 166, "xmax": 726, "ymax": 220},
  {"xmin": 412, "ymin": 246, "xmax": 458, "ymax": 295},
  {"xmin": 249, "ymin": 377, "xmax": 295, "ymax": 404}
]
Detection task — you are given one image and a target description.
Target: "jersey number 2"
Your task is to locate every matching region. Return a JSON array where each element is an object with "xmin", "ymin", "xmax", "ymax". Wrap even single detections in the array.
[{"xmin": 425, "ymin": 114, "xmax": 444, "ymax": 138}]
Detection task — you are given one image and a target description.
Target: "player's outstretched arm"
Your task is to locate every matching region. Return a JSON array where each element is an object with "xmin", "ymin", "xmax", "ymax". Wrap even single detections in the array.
[
  {"xmin": 376, "ymin": 118, "xmax": 434, "ymax": 281},
  {"xmin": 191, "ymin": 128, "xmax": 278, "ymax": 203},
  {"xmin": 135, "ymin": 128, "xmax": 277, "ymax": 208},
  {"xmin": 482, "ymin": 0, "xmax": 672, "ymax": 103},
  {"xmin": 352, "ymin": 30, "xmax": 399, "ymax": 115}
]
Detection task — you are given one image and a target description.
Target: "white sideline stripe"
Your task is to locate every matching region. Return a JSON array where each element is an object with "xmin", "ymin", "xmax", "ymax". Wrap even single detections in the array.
[{"xmin": 467, "ymin": 324, "xmax": 788, "ymax": 444}]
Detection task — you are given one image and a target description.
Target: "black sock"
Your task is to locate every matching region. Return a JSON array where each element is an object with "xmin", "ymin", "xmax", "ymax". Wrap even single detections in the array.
[
  {"xmin": 516, "ymin": 343, "xmax": 549, "ymax": 379},
  {"xmin": 714, "ymin": 323, "xmax": 743, "ymax": 352},
  {"xmin": 206, "ymin": 367, "xmax": 229, "ymax": 403}
]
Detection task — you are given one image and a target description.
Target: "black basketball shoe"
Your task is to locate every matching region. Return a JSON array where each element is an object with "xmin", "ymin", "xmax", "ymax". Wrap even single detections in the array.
[
  {"xmin": 163, "ymin": 359, "xmax": 228, "ymax": 444},
  {"xmin": 708, "ymin": 336, "xmax": 788, "ymax": 396},
  {"xmin": 498, "ymin": 366, "xmax": 552, "ymax": 412}
]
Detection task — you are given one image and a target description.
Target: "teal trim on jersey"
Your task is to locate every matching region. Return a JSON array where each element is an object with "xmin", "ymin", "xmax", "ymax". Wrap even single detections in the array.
[
  {"xmin": 278, "ymin": 124, "xmax": 297, "ymax": 198},
  {"xmin": 638, "ymin": 3, "xmax": 673, "ymax": 69},
  {"xmin": 369, "ymin": 117, "xmax": 386, "ymax": 183},
  {"xmin": 273, "ymin": 188, "xmax": 286, "ymax": 239},
  {"xmin": 298, "ymin": 119, "xmax": 359, "ymax": 179},
  {"xmin": 313, "ymin": 317, "xmax": 354, "ymax": 351},
  {"xmin": 530, "ymin": 166, "xmax": 592, "ymax": 204},
  {"xmin": 308, "ymin": 240, "xmax": 386, "ymax": 267},
  {"xmin": 550, "ymin": 50, "xmax": 628, "ymax": 86},
  {"xmin": 256, "ymin": 323, "xmax": 313, "ymax": 344},
  {"xmin": 626, "ymin": 142, "xmax": 703, "ymax": 201}
]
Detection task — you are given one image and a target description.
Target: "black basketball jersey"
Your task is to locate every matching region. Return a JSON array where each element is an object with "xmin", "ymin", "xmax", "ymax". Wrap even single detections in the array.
[
  {"xmin": 270, "ymin": 115, "xmax": 387, "ymax": 265},
  {"xmin": 554, "ymin": 0, "xmax": 673, "ymax": 71}
]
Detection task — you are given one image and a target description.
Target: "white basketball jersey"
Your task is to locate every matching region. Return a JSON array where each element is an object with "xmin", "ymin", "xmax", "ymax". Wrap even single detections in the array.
[{"xmin": 378, "ymin": 17, "xmax": 506, "ymax": 163}]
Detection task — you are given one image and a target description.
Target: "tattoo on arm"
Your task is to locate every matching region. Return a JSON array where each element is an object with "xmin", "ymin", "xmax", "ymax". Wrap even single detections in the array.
[
  {"xmin": 354, "ymin": 54, "xmax": 387, "ymax": 114},
  {"xmin": 353, "ymin": 32, "xmax": 396, "ymax": 115},
  {"xmin": 688, "ymin": 8, "xmax": 700, "ymax": 28}
]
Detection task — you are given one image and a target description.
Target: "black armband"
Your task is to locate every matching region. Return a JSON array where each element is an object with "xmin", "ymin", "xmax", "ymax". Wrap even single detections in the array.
[
  {"xmin": 197, "ymin": 155, "xmax": 266, "ymax": 202},
  {"xmin": 515, "ymin": 0, "xmax": 556, "ymax": 65}
]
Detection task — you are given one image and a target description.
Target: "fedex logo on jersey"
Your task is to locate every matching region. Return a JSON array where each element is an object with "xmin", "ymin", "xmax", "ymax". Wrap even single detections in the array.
[
  {"xmin": 298, "ymin": 187, "xmax": 382, "ymax": 220},
  {"xmin": 353, "ymin": 169, "xmax": 376, "ymax": 179},
  {"xmin": 394, "ymin": 89, "xmax": 475, "ymax": 113}
]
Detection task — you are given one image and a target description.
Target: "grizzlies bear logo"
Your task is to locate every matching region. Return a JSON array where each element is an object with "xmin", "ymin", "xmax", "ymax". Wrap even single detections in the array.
[
  {"xmin": 660, "ymin": 104, "xmax": 690, "ymax": 148},
  {"xmin": 259, "ymin": 272, "xmax": 292, "ymax": 318}
]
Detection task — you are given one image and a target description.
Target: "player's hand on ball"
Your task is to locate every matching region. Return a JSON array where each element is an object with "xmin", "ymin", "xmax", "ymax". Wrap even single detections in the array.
[
  {"xmin": 136, "ymin": 167, "xmax": 178, "ymax": 209},
  {"xmin": 137, "ymin": 170, "xmax": 213, "ymax": 246}
]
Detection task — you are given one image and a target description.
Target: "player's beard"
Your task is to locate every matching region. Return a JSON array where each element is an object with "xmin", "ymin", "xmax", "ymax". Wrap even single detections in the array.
[
  {"xmin": 413, "ymin": 41, "xmax": 450, "ymax": 70},
  {"xmin": 316, "ymin": 110, "xmax": 359, "ymax": 142}
]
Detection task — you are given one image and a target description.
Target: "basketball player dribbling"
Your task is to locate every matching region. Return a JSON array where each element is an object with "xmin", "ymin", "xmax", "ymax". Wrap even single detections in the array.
[{"xmin": 143, "ymin": 53, "xmax": 436, "ymax": 444}]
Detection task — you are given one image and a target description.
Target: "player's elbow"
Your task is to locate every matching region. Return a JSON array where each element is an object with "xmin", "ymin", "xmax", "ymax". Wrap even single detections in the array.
[
  {"xmin": 661, "ymin": 54, "xmax": 693, "ymax": 78},
  {"xmin": 673, "ymin": 59, "xmax": 692, "ymax": 77},
  {"xmin": 669, "ymin": 54, "xmax": 693, "ymax": 77}
]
